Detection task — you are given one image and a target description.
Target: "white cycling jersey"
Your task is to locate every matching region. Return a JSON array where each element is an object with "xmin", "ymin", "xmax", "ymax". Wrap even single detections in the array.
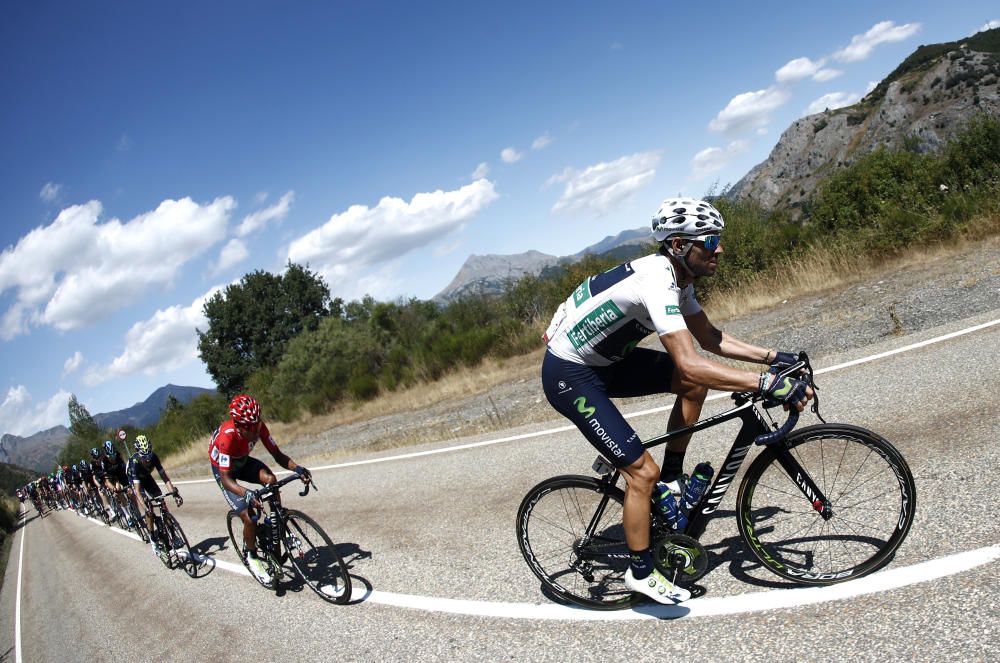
[{"xmin": 544, "ymin": 253, "xmax": 701, "ymax": 366}]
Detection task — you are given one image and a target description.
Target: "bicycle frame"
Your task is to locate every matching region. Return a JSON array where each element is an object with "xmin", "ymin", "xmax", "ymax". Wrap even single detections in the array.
[{"xmin": 592, "ymin": 391, "xmax": 832, "ymax": 541}]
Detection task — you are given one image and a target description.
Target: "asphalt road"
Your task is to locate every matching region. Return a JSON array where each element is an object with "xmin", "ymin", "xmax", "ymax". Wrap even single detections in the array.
[{"xmin": 2, "ymin": 310, "xmax": 999, "ymax": 663}]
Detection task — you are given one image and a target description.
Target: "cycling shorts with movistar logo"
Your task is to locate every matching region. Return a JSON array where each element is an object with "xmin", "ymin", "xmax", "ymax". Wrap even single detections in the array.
[{"xmin": 542, "ymin": 348, "xmax": 676, "ymax": 467}]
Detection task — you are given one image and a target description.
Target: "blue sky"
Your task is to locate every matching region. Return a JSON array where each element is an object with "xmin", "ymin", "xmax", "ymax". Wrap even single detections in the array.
[{"xmin": 2, "ymin": 2, "xmax": 997, "ymax": 437}]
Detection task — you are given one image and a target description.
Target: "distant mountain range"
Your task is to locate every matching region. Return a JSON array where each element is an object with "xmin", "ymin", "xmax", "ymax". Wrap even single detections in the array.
[
  {"xmin": 0, "ymin": 384, "xmax": 215, "ymax": 473},
  {"xmin": 434, "ymin": 226, "xmax": 652, "ymax": 302}
]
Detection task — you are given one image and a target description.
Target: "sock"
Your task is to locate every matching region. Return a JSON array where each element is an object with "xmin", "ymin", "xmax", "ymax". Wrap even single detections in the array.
[
  {"xmin": 629, "ymin": 548, "xmax": 654, "ymax": 579},
  {"xmin": 660, "ymin": 449, "xmax": 686, "ymax": 482}
]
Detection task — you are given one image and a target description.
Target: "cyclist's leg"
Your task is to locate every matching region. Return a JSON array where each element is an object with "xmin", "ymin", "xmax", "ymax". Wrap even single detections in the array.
[
  {"xmin": 604, "ymin": 348, "xmax": 706, "ymax": 478},
  {"xmin": 139, "ymin": 478, "xmax": 162, "ymax": 533},
  {"xmin": 542, "ymin": 351, "xmax": 651, "ymax": 550}
]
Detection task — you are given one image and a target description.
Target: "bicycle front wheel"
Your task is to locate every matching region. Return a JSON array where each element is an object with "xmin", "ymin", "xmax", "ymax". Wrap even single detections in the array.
[
  {"xmin": 516, "ymin": 475, "xmax": 639, "ymax": 610},
  {"xmin": 226, "ymin": 510, "xmax": 278, "ymax": 590},
  {"xmin": 737, "ymin": 423, "xmax": 916, "ymax": 585},
  {"xmin": 283, "ymin": 510, "xmax": 352, "ymax": 604},
  {"xmin": 163, "ymin": 512, "xmax": 195, "ymax": 576}
]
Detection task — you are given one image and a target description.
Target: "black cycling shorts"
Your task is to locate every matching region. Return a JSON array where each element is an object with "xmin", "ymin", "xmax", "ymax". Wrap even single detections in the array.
[
  {"xmin": 212, "ymin": 457, "xmax": 270, "ymax": 514},
  {"xmin": 542, "ymin": 348, "xmax": 676, "ymax": 468}
]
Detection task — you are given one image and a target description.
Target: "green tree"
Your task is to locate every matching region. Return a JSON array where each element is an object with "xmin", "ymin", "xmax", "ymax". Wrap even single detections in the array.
[
  {"xmin": 59, "ymin": 395, "xmax": 106, "ymax": 466},
  {"xmin": 197, "ymin": 262, "xmax": 332, "ymax": 395}
]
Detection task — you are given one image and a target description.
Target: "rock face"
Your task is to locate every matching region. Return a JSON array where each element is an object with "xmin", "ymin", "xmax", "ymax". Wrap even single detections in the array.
[
  {"xmin": 434, "ymin": 228, "xmax": 652, "ymax": 303},
  {"xmin": 728, "ymin": 29, "xmax": 1000, "ymax": 211},
  {"xmin": 434, "ymin": 250, "xmax": 561, "ymax": 302},
  {"xmin": 0, "ymin": 426, "xmax": 70, "ymax": 473}
]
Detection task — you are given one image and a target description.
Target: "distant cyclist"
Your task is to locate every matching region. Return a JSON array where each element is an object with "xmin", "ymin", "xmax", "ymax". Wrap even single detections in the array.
[
  {"xmin": 128, "ymin": 435, "xmax": 183, "ymax": 554},
  {"xmin": 541, "ymin": 197, "xmax": 812, "ymax": 604},
  {"xmin": 101, "ymin": 440, "xmax": 136, "ymax": 525},
  {"xmin": 208, "ymin": 394, "xmax": 312, "ymax": 584}
]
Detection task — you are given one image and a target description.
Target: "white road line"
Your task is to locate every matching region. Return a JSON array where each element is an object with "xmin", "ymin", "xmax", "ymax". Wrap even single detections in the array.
[
  {"xmin": 169, "ymin": 316, "xmax": 1000, "ymax": 484},
  {"xmin": 15, "ymin": 508, "xmax": 25, "ymax": 663},
  {"xmin": 83, "ymin": 510, "xmax": 1000, "ymax": 620}
]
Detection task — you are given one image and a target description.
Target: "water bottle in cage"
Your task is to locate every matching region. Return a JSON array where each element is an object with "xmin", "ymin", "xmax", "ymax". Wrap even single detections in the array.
[
  {"xmin": 680, "ymin": 462, "xmax": 714, "ymax": 516},
  {"xmin": 654, "ymin": 481, "xmax": 687, "ymax": 531}
]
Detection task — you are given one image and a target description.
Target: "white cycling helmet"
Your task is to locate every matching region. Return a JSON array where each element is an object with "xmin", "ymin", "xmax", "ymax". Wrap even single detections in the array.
[{"xmin": 651, "ymin": 198, "xmax": 725, "ymax": 242}]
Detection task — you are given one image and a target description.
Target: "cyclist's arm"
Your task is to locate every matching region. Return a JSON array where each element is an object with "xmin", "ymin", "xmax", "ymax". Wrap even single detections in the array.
[
  {"xmin": 684, "ymin": 311, "xmax": 772, "ymax": 364},
  {"xmin": 260, "ymin": 430, "xmax": 296, "ymax": 472},
  {"xmin": 659, "ymin": 327, "xmax": 760, "ymax": 392}
]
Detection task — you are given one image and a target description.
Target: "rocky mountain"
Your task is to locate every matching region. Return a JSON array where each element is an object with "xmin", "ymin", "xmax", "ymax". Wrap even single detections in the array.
[
  {"xmin": 0, "ymin": 383, "xmax": 216, "ymax": 472},
  {"xmin": 0, "ymin": 426, "xmax": 69, "ymax": 474},
  {"xmin": 728, "ymin": 27, "xmax": 1000, "ymax": 211},
  {"xmin": 434, "ymin": 227, "xmax": 651, "ymax": 302}
]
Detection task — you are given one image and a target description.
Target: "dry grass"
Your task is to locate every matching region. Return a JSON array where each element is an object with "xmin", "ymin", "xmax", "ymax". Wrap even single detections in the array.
[{"xmin": 704, "ymin": 222, "xmax": 1000, "ymax": 322}]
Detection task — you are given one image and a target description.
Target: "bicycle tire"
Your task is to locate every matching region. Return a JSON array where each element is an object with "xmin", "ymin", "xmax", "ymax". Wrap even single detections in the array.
[
  {"xmin": 153, "ymin": 516, "xmax": 173, "ymax": 569},
  {"xmin": 736, "ymin": 423, "xmax": 916, "ymax": 585},
  {"xmin": 128, "ymin": 500, "xmax": 150, "ymax": 543},
  {"xmin": 283, "ymin": 509, "xmax": 352, "ymax": 604},
  {"xmin": 163, "ymin": 512, "xmax": 195, "ymax": 576},
  {"xmin": 516, "ymin": 475, "xmax": 640, "ymax": 610},
  {"xmin": 226, "ymin": 510, "xmax": 278, "ymax": 590}
]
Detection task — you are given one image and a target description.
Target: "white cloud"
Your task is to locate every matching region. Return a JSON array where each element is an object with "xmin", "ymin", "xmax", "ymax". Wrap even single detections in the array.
[
  {"xmin": 690, "ymin": 140, "xmax": 750, "ymax": 179},
  {"xmin": 709, "ymin": 87, "xmax": 792, "ymax": 133},
  {"xmin": 85, "ymin": 285, "xmax": 224, "ymax": 386},
  {"xmin": 39, "ymin": 182, "xmax": 62, "ymax": 202},
  {"xmin": 472, "ymin": 162, "xmax": 490, "ymax": 179},
  {"xmin": 0, "ymin": 386, "xmax": 71, "ymax": 437},
  {"xmin": 117, "ymin": 134, "xmax": 133, "ymax": 152},
  {"xmin": 254, "ymin": 191, "xmax": 269, "ymax": 204},
  {"xmin": 775, "ymin": 57, "xmax": 824, "ymax": 84},
  {"xmin": 236, "ymin": 190, "xmax": 294, "ymax": 237},
  {"xmin": 549, "ymin": 151, "xmax": 660, "ymax": 215},
  {"xmin": 532, "ymin": 133, "xmax": 553, "ymax": 150},
  {"xmin": 501, "ymin": 147, "xmax": 523, "ymax": 163},
  {"xmin": 287, "ymin": 180, "xmax": 499, "ymax": 283},
  {"xmin": 979, "ymin": 20, "xmax": 1000, "ymax": 33},
  {"xmin": 833, "ymin": 21, "xmax": 920, "ymax": 63},
  {"xmin": 63, "ymin": 351, "xmax": 83, "ymax": 375},
  {"xmin": 0, "ymin": 196, "xmax": 235, "ymax": 339},
  {"xmin": 805, "ymin": 91, "xmax": 862, "ymax": 116},
  {"xmin": 813, "ymin": 68, "xmax": 844, "ymax": 82},
  {"xmin": 213, "ymin": 238, "xmax": 250, "ymax": 275}
]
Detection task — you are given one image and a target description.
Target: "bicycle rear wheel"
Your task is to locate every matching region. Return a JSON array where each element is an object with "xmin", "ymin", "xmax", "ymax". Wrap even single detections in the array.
[
  {"xmin": 283, "ymin": 509, "xmax": 352, "ymax": 604},
  {"xmin": 737, "ymin": 423, "xmax": 916, "ymax": 585},
  {"xmin": 516, "ymin": 475, "xmax": 640, "ymax": 610},
  {"xmin": 226, "ymin": 510, "xmax": 278, "ymax": 590}
]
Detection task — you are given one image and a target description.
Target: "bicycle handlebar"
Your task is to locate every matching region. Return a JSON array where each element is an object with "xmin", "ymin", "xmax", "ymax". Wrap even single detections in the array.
[
  {"xmin": 752, "ymin": 351, "xmax": 821, "ymax": 446},
  {"xmin": 254, "ymin": 472, "xmax": 315, "ymax": 502},
  {"xmin": 146, "ymin": 489, "xmax": 179, "ymax": 505}
]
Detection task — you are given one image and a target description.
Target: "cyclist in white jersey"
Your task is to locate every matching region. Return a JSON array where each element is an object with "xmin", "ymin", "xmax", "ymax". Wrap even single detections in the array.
[{"xmin": 541, "ymin": 198, "xmax": 813, "ymax": 604}]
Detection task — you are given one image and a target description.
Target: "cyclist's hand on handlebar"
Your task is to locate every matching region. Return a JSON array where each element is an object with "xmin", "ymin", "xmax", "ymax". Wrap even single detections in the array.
[
  {"xmin": 244, "ymin": 489, "xmax": 260, "ymax": 509},
  {"xmin": 174, "ymin": 492, "xmax": 183, "ymax": 507},
  {"xmin": 768, "ymin": 350, "xmax": 799, "ymax": 369},
  {"xmin": 293, "ymin": 465, "xmax": 312, "ymax": 483},
  {"xmin": 760, "ymin": 372, "xmax": 813, "ymax": 411}
]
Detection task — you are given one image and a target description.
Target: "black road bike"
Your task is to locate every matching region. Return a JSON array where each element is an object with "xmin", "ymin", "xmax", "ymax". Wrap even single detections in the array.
[
  {"xmin": 517, "ymin": 353, "xmax": 916, "ymax": 609},
  {"xmin": 225, "ymin": 474, "xmax": 352, "ymax": 604},
  {"xmin": 146, "ymin": 490, "xmax": 196, "ymax": 576}
]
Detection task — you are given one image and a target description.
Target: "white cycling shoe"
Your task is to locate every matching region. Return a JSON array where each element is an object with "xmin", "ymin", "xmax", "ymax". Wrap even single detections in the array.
[
  {"xmin": 247, "ymin": 555, "xmax": 272, "ymax": 584},
  {"xmin": 624, "ymin": 567, "xmax": 691, "ymax": 604}
]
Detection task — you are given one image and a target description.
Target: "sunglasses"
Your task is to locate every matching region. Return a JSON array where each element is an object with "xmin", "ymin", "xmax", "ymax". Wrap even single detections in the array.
[{"xmin": 690, "ymin": 234, "xmax": 721, "ymax": 252}]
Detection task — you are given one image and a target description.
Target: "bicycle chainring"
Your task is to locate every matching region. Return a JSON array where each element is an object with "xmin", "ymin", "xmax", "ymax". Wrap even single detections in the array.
[{"xmin": 652, "ymin": 533, "xmax": 709, "ymax": 584}]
